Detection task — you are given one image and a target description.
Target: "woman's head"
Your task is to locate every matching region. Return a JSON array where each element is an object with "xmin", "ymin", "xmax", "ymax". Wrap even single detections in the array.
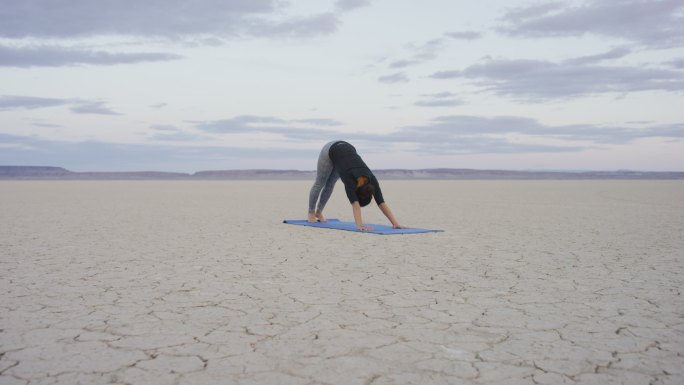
[{"xmin": 356, "ymin": 181, "xmax": 374, "ymax": 207}]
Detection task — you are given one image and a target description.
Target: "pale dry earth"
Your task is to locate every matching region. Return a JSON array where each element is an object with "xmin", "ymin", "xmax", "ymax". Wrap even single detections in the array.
[{"xmin": 1, "ymin": 180, "xmax": 683, "ymax": 385}]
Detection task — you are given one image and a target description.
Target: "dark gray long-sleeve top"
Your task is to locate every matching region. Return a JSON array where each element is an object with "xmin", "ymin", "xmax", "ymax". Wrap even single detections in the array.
[{"xmin": 328, "ymin": 141, "xmax": 385, "ymax": 205}]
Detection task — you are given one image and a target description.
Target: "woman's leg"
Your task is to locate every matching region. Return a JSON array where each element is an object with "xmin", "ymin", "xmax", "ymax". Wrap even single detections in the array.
[
  {"xmin": 315, "ymin": 169, "xmax": 339, "ymax": 215},
  {"xmin": 308, "ymin": 141, "xmax": 337, "ymax": 219}
]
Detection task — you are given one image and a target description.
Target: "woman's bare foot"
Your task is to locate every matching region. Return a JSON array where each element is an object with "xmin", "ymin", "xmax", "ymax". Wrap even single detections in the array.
[
  {"xmin": 307, "ymin": 212, "xmax": 317, "ymax": 223},
  {"xmin": 315, "ymin": 211, "xmax": 327, "ymax": 222}
]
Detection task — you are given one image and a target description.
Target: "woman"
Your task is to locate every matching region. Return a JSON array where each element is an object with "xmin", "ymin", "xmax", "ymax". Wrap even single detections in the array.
[{"xmin": 308, "ymin": 140, "xmax": 403, "ymax": 231}]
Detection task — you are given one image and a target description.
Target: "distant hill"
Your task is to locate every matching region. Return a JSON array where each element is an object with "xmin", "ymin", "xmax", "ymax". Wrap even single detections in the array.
[
  {"xmin": 1, "ymin": 165, "xmax": 683, "ymax": 180},
  {"xmin": 373, "ymin": 168, "xmax": 684, "ymax": 180},
  {"xmin": 0, "ymin": 166, "xmax": 189, "ymax": 180},
  {"xmin": 0, "ymin": 166, "xmax": 73, "ymax": 178},
  {"xmin": 193, "ymin": 169, "xmax": 315, "ymax": 179}
]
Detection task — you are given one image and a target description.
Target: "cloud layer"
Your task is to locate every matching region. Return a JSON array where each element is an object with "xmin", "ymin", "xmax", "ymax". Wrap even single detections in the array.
[
  {"xmin": 394, "ymin": 115, "xmax": 684, "ymax": 147},
  {"xmin": 0, "ymin": 133, "xmax": 312, "ymax": 171},
  {"xmin": 3, "ymin": 113, "xmax": 682, "ymax": 171},
  {"xmin": 196, "ymin": 115, "xmax": 343, "ymax": 141},
  {"xmin": 415, "ymin": 92, "xmax": 465, "ymax": 107},
  {"xmin": 0, "ymin": 1, "xmax": 356, "ymax": 68},
  {"xmin": 0, "ymin": 0, "xmax": 341, "ymax": 40},
  {"xmin": 379, "ymin": 31, "xmax": 483, "ymax": 82},
  {"xmin": 500, "ymin": 0, "xmax": 684, "ymax": 48},
  {"xmin": 430, "ymin": 51, "xmax": 684, "ymax": 99},
  {"xmin": 0, "ymin": 45, "xmax": 182, "ymax": 68},
  {"xmin": 0, "ymin": 95, "xmax": 120, "ymax": 115},
  {"xmin": 193, "ymin": 114, "xmax": 684, "ymax": 155},
  {"xmin": 0, "ymin": 95, "xmax": 73, "ymax": 110}
]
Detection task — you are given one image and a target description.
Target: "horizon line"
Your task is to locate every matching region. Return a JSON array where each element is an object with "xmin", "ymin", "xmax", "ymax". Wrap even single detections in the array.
[{"xmin": 2, "ymin": 165, "xmax": 684, "ymax": 174}]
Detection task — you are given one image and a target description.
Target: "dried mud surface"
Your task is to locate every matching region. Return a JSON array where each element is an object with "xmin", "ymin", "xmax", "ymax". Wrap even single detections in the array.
[{"xmin": 1, "ymin": 181, "xmax": 683, "ymax": 385}]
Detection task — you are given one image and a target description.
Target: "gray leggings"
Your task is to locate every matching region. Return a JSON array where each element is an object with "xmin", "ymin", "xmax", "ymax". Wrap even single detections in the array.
[{"xmin": 308, "ymin": 141, "xmax": 340, "ymax": 213}]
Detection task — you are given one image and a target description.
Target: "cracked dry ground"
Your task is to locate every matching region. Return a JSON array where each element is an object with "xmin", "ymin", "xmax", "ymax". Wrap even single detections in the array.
[{"xmin": 1, "ymin": 180, "xmax": 683, "ymax": 385}]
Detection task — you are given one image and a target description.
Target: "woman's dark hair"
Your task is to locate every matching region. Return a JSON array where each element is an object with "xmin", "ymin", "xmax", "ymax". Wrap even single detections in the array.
[{"xmin": 356, "ymin": 182, "xmax": 375, "ymax": 207}]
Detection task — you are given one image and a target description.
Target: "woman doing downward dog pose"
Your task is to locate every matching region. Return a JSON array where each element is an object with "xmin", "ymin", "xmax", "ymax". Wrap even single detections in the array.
[{"xmin": 308, "ymin": 140, "xmax": 403, "ymax": 231}]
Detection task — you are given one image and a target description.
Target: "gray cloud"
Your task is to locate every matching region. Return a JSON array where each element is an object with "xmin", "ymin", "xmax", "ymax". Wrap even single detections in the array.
[
  {"xmin": 4, "ymin": 114, "xmax": 682, "ymax": 170},
  {"xmin": 293, "ymin": 118, "xmax": 343, "ymax": 126},
  {"xmin": 246, "ymin": 13, "xmax": 340, "ymax": 38},
  {"xmin": 384, "ymin": 30, "xmax": 484, "ymax": 73},
  {"xmin": 150, "ymin": 131, "xmax": 207, "ymax": 142},
  {"xmin": 151, "ymin": 124, "xmax": 181, "ymax": 132},
  {"xmin": 394, "ymin": 115, "xmax": 684, "ymax": 147},
  {"xmin": 422, "ymin": 92, "xmax": 458, "ymax": 98},
  {"xmin": 335, "ymin": 0, "xmax": 373, "ymax": 11},
  {"xmin": 193, "ymin": 113, "xmax": 684, "ymax": 156},
  {"xmin": 668, "ymin": 58, "xmax": 684, "ymax": 69},
  {"xmin": 356, "ymin": 120, "xmax": 582, "ymax": 154},
  {"xmin": 0, "ymin": 0, "xmax": 342, "ymax": 41},
  {"xmin": 0, "ymin": 0, "xmax": 272, "ymax": 38},
  {"xmin": 566, "ymin": 46, "xmax": 632, "ymax": 65},
  {"xmin": 501, "ymin": 2, "xmax": 566, "ymax": 22},
  {"xmin": 0, "ymin": 44, "xmax": 182, "ymax": 68},
  {"xmin": 430, "ymin": 70, "xmax": 460, "ymax": 79},
  {"xmin": 500, "ymin": 0, "xmax": 684, "ymax": 48},
  {"xmin": 33, "ymin": 122, "xmax": 64, "ymax": 128},
  {"xmin": 408, "ymin": 38, "xmax": 447, "ymax": 61},
  {"xmin": 199, "ymin": 114, "xmax": 684, "ymax": 146},
  {"xmin": 378, "ymin": 72, "xmax": 409, "ymax": 84},
  {"xmin": 196, "ymin": 115, "xmax": 286, "ymax": 133},
  {"xmin": 389, "ymin": 59, "xmax": 420, "ymax": 69},
  {"xmin": 445, "ymin": 31, "xmax": 483, "ymax": 41},
  {"xmin": 358, "ymin": 115, "xmax": 683, "ymax": 155},
  {"xmin": 415, "ymin": 92, "xmax": 465, "ymax": 107},
  {"xmin": 415, "ymin": 99, "xmax": 465, "ymax": 107},
  {"xmin": 0, "ymin": 95, "xmax": 122, "ymax": 115},
  {"xmin": 414, "ymin": 137, "xmax": 581, "ymax": 155},
  {"xmin": 0, "ymin": 133, "xmax": 314, "ymax": 172},
  {"xmin": 149, "ymin": 124, "xmax": 210, "ymax": 141},
  {"xmin": 195, "ymin": 115, "xmax": 343, "ymax": 140},
  {"xmin": 70, "ymin": 102, "xmax": 122, "ymax": 116},
  {"xmin": 430, "ymin": 54, "xmax": 684, "ymax": 99},
  {"xmin": 0, "ymin": 95, "xmax": 74, "ymax": 110},
  {"xmin": 382, "ymin": 37, "xmax": 449, "ymax": 72}
]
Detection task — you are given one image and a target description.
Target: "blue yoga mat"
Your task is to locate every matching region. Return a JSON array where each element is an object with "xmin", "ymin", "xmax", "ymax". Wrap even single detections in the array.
[{"xmin": 283, "ymin": 219, "xmax": 443, "ymax": 235}]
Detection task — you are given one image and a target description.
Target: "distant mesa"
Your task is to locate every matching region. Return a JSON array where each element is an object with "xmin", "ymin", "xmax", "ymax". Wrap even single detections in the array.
[
  {"xmin": 0, "ymin": 166, "xmax": 72, "ymax": 178},
  {"xmin": 1, "ymin": 165, "xmax": 682, "ymax": 180},
  {"xmin": 0, "ymin": 166, "xmax": 189, "ymax": 180}
]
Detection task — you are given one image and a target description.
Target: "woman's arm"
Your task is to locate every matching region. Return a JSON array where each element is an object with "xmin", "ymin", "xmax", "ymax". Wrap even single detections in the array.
[
  {"xmin": 352, "ymin": 201, "xmax": 373, "ymax": 230},
  {"xmin": 379, "ymin": 202, "xmax": 404, "ymax": 228}
]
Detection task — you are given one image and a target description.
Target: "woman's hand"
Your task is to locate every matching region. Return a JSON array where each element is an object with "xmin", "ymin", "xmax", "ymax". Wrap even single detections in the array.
[{"xmin": 379, "ymin": 203, "xmax": 404, "ymax": 230}]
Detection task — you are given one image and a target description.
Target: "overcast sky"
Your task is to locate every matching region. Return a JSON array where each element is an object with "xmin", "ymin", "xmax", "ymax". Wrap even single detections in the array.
[{"xmin": 1, "ymin": 0, "xmax": 683, "ymax": 172}]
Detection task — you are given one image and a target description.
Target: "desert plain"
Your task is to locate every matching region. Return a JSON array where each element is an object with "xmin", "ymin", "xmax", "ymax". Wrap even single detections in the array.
[{"xmin": 1, "ymin": 180, "xmax": 683, "ymax": 385}]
